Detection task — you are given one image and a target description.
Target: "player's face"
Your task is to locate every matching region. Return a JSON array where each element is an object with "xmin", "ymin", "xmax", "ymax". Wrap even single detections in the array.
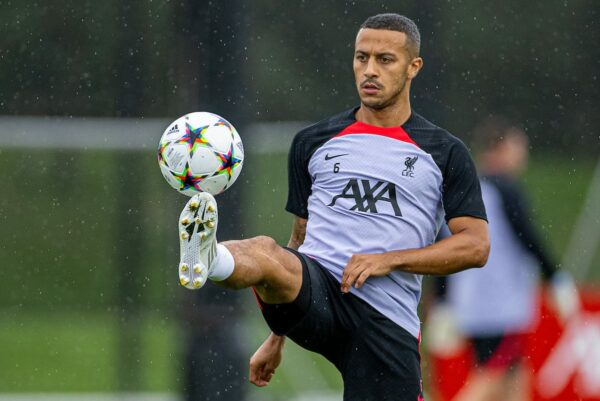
[
  {"xmin": 483, "ymin": 132, "xmax": 529, "ymax": 176},
  {"xmin": 353, "ymin": 28, "xmax": 422, "ymax": 110},
  {"xmin": 500, "ymin": 133, "xmax": 529, "ymax": 175}
]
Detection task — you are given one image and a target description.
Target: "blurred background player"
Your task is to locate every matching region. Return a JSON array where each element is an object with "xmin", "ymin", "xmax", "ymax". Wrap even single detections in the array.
[{"xmin": 427, "ymin": 116, "xmax": 580, "ymax": 401}]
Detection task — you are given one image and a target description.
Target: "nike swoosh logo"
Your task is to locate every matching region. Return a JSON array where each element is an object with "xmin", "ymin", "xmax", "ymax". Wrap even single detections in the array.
[{"xmin": 325, "ymin": 153, "xmax": 349, "ymax": 160}]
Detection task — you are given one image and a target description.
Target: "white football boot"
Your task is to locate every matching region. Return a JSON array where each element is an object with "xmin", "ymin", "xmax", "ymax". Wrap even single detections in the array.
[{"xmin": 178, "ymin": 192, "xmax": 218, "ymax": 290}]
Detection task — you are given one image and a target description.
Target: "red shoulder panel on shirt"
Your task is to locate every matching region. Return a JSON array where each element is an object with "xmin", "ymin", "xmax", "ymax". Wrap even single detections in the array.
[{"xmin": 335, "ymin": 121, "xmax": 419, "ymax": 148}]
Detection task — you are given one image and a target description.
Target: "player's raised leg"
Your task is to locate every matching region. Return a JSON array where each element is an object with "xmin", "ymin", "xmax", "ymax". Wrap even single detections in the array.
[
  {"xmin": 178, "ymin": 193, "xmax": 302, "ymax": 304},
  {"xmin": 219, "ymin": 236, "xmax": 303, "ymax": 304}
]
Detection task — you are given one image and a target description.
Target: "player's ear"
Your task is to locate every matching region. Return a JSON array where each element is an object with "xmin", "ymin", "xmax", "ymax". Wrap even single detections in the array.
[{"xmin": 407, "ymin": 57, "xmax": 423, "ymax": 80}]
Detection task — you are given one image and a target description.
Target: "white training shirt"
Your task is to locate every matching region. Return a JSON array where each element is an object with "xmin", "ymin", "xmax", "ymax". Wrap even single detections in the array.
[{"xmin": 286, "ymin": 108, "xmax": 487, "ymax": 338}]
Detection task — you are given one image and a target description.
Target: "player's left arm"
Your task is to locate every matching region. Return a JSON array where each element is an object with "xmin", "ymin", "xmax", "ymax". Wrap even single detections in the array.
[
  {"xmin": 249, "ymin": 215, "xmax": 308, "ymax": 387},
  {"xmin": 341, "ymin": 216, "xmax": 489, "ymax": 292}
]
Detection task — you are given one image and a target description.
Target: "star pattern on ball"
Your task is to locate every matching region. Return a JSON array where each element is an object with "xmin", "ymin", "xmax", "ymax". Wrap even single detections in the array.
[
  {"xmin": 215, "ymin": 119, "xmax": 232, "ymax": 129},
  {"xmin": 157, "ymin": 142, "xmax": 168, "ymax": 165},
  {"xmin": 173, "ymin": 165, "xmax": 206, "ymax": 192},
  {"xmin": 214, "ymin": 142, "xmax": 242, "ymax": 180},
  {"xmin": 178, "ymin": 122, "xmax": 211, "ymax": 157}
]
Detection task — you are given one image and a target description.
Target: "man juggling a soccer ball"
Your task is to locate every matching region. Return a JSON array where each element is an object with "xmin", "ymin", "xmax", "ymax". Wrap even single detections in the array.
[{"xmin": 177, "ymin": 13, "xmax": 489, "ymax": 401}]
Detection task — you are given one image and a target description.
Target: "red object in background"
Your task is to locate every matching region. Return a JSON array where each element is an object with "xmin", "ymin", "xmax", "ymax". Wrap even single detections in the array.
[
  {"xmin": 428, "ymin": 289, "xmax": 600, "ymax": 401},
  {"xmin": 428, "ymin": 345, "xmax": 471, "ymax": 401},
  {"xmin": 529, "ymin": 289, "xmax": 600, "ymax": 401}
]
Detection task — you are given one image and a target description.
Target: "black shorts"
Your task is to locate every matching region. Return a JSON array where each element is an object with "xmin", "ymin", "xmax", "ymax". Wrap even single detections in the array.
[
  {"xmin": 471, "ymin": 333, "xmax": 527, "ymax": 370},
  {"xmin": 255, "ymin": 249, "xmax": 424, "ymax": 401}
]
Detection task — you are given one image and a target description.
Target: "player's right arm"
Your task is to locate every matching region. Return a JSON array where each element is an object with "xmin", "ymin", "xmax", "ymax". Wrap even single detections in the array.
[{"xmin": 249, "ymin": 216, "xmax": 307, "ymax": 387}]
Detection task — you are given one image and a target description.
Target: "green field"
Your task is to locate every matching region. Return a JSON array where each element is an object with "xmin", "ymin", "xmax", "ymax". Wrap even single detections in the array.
[
  {"xmin": 0, "ymin": 312, "xmax": 179, "ymax": 392},
  {"xmin": 0, "ymin": 310, "xmax": 341, "ymax": 398},
  {"xmin": 0, "ymin": 148, "xmax": 596, "ymax": 395}
]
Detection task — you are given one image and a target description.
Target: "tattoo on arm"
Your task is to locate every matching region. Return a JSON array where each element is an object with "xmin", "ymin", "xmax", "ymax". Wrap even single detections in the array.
[{"xmin": 287, "ymin": 217, "xmax": 307, "ymax": 250}]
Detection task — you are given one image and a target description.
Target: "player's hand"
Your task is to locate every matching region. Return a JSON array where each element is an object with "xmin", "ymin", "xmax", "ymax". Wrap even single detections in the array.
[
  {"xmin": 425, "ymin": 302, "xmax": 465, "ymax": 356},
  {"xmin": 341, "ymin": 253, "xmax": 394, "ymax": 293},
  {"xmin": 549, "ymin": 271, "xmax": 581, "ymax": 323},
  {"xmin": 249, "ymin": 333, "xmax": 285, "ymax": 387}
]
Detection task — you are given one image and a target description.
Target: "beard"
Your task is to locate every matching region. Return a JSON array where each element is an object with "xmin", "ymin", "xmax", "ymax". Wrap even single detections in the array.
[{"xmin": 359, "ymin": 76, "xmax": 408, "ymax": 110}]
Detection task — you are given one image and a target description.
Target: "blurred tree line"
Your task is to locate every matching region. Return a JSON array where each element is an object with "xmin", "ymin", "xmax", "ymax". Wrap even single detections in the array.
[{"xmin": 1, "ymin": 0, "xmax": 598, "ymax": 151}]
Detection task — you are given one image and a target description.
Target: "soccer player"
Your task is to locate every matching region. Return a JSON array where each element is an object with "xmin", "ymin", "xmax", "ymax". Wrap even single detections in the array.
[
  {"xmin": 429, "ymin": 117, "xmax": 579, "ymax": 401},
  {"xmin": 177, "ymin": 13, "xmax": 489, "ymax": 401}
]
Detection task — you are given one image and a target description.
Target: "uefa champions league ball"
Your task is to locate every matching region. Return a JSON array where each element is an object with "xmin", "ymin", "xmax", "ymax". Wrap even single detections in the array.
[{"xmin": 158, "ymin": 112, "xmax": 244, "ymax": 196}]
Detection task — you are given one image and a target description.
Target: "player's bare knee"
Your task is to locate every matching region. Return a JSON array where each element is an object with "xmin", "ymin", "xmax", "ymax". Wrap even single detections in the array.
[
  {"xmin": 223, "ymin": 237, "xmax": 279, "ymax": 259},
  {"xmin": 251, "ymin": 235, "xmax": 280, "ymax": 254}
]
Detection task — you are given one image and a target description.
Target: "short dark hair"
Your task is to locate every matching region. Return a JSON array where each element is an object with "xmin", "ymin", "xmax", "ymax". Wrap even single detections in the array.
[
  {"xmin": 360, "ymin": 14, "xmax": 421, "ymax": 57},
  {"xmin": 472, "ymin": 116, "xmax": 527, "ymax": 153}
]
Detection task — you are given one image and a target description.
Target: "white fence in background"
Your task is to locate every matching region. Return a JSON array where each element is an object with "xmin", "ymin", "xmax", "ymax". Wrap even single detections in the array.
[{"xmin": 0, "ymin": 116, "xmax": 304, "ymax": 153}]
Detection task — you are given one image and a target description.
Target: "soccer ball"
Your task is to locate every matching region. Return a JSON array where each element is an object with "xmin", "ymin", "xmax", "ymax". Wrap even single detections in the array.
[{"xmin": 158, "ymin": 112, "xmax": 244, "ymax": 196}]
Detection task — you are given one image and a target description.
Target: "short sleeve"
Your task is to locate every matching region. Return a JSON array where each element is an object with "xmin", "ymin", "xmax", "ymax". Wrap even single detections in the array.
[
  {"xmin": 443, "ymin": 142, "xmax": 487, "ymax": 221},
  {"xmin": 285, "ymin": 134, "xmax": 312, "ymax": 219}
]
